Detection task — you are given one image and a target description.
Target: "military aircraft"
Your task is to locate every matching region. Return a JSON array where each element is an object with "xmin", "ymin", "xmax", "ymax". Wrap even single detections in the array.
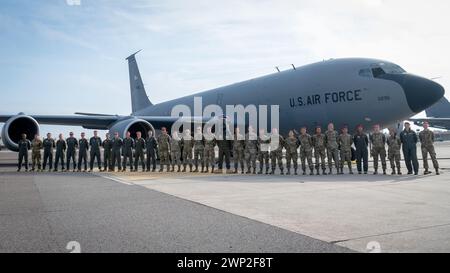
[
  {"xmin": 410, "ymin": 97, "xmax": 450, "ymax": 130},
  {"xmin": 0, "ymin": 51, "xmax": 445, "ymax": 151}
]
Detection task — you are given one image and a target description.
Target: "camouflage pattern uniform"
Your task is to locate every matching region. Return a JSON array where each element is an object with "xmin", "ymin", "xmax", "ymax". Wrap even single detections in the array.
[
  {"xmin": 387, "ymin": 134, "xmax": 402, "ymax": 175},
  {"xmin": 312, "ymin": 133, "xmax": 327, "ymax": 175},
  {"xmin": 233, "ymin": 132, "xmax": 245, "ymax": 173},
  {"xmin": 299, "ymin": 133, "xmax": 314, "ymax": 175},
  {"xmin": 17, "ymin": 138, "xmax": 31, "ymax": 171},
  {"xmin": 170, "ymin": 136, "xmax": 182, "ymax": 172},
  {"xmin": 182, "ymin": 133, "xmax": 193, "ymax": 172},
  {"xmin": 193, "ymin": 132, "xmax": 205, "ymax": 172},
  {"xmin": 370, "ymin": 132, "xmax": 387, "ymax": 174},
  {"xmin": 338, "ymin": 132, "xmax": 353, "ymax": 174},
  {"xmin": 325, "ymin": 130, "xmax": 340, "ymax": 174},
  {"xmin": 203, "ymin": 132, "xmax": 216, "ymax": 172},
  {"xmin": 284, "ymin": 136, "xmax": 299, "ymax": 175},
  {"xmin": 54, "ymin": 139, "xmax": 66, "ymax": 171},
  {"xmin": 134, "ymin": 137, "xmax": 146, "ymax": 171},
  {"xmin": 31, "ymin": 138, "xmax": 43, "ymax": 171},
  {"xmin": 244, "ymin": 131, "xmax": 259, "ymax": 174},
  {"xmin": 66, "ymin": 136, "xmax": 78, "ymax": 171},
  {"xmin": 158, "ymin": 133, "xmax": 171, "ymax": 172},
  {"xmin": 419, "ymin": 128, "xmax": 439, "ymax": 174},
  {"xmin": 269, "ymin": 134, "xmax": 285, "ymax": 175},
  {"xmin": 42, "ymin": 137, "xmax": 55, "ymax": 171},
  {"xmin": 258, "ymin": 133, "xmax": 270, "ymax": 174}
]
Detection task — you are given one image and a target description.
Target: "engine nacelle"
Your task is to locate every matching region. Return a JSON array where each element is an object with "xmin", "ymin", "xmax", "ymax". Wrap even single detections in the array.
[
  {"xmin": 1, "ymin": 115, "xmax": 40, "ymax": 152},
  {"xmin": 108, "ymin": 118, "xmax": 155, "ymax": 139}
]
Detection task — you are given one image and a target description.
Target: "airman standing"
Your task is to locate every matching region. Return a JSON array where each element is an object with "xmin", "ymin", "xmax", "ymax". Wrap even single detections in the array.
[
  {"xmin": 312, "ymin": 126, "xmax": 327, "ymax": 175},
  {"xmin": 387, "ymin": 128, "xmax": 402, "ymax": 175},
  {"xmin": 324, "ymin": 123, "xmax": 340, "ymax": 174},
  {"xmin": 31, "ymin": 134, "xmax": 43, "ymax": 171},
  {"xmin": 419, "ymin": 121, "xmax": 439, "ymax": 175},
  {"xmin": 338, "ymin": 126, "xmax": 353, "ymax": 174},
  {"xmin": 284, "ymin": 130, "xmax": 299, "ymax": 175},
  {"xmin": 370, "ymin": 124, "xmax": 387, "ymax": 175},
  {"xmin": 54, "ymin": 134, "xmax": 66, "ymax": 172},
  {"xmin": 158, "ymin": 127, "xmax": 171, "ymax": 172}
]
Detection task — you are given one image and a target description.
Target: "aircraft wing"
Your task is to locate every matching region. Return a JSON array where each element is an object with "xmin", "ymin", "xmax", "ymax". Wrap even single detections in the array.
[
  {"xmin": 1, "ymin": 114, "xmax": 218, "ymax": 130},
  {"xmin": 410, "ymin": 117, "xmax": 450, "ymax": 130},
  {"xmin": 0, "ymin": 114, "xmax": 120, "ymax": 129}
]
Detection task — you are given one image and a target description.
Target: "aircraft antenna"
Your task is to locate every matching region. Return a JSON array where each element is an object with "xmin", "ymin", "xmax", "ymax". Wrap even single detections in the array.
[
  {"xmin": 291, "ymin": 64, "xmax": 296, "ymax": 70},
  {"xmin": 275, "ymin": 67, "xmax": 280, "ymax": 72}
]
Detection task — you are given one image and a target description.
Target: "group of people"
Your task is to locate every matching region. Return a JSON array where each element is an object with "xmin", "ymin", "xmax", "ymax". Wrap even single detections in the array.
[{"xmin": 15, "ymin": 120, "xmax": 440, "ymax": 176}]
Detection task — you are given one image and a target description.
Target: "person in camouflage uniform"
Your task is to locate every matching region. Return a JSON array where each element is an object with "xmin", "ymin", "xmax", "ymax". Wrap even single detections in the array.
[
  {"xmin": 269, "ymin": 128, "xmax": 285, "ymax": 175},
  {"xmin": 54, "ymin": 133, "xmax": 66, "ymax": 172},
  {"xmin": 233, "ymin": 127, "xmax": 246, "ymax": 174},
  {"xmin": 312, "ymin": 126, "xmax": 327, "ymax": 175},
  {"xmin": 370, "ymin": 124, "xmax": 387, "ymax": 175},
  {"xmin": 170, "ymin": 131, "xmax": 182, "ymax": 172},
  {"xmin": 134, "ymin": 131, "xmax": 146, "ymax": 172},
  {"xmin": 31, "ymin": 134, "xmax": 43, "ymax": 171},
  {"xmin": 284, "ymin": 130, "xmax": 299, "ymax": 175},
  {"xmin": 298, "ymin": 127, "xmax": 314, "ymax": 175},
  {"xmin": 203, "ymin": 127, "xmax": 216, "ymax": 173},
  {"xmin": 244, "ymin": 126, "xmax": 258, "ymax": 174},
  {"xmin": 258, "ymin": 128, "xmax": 270, "ymax": 174},
  {"xmin": 193, "ymin": 126, "xmax": 205, "ymax": 172},
  {"xmin": 324, "ymin": 123, "xmax": 340, "ymax": 174},
  {"xmin": 419, "ymin": 121, "xmax": 439, "ymax": 175},
  {"xmin": 387, "ymin": 128, "xmax": 402, "ymax": 175},
  {"xmin": 102, "ymin": 133, "xmax": 112, "ymax": 172},
  {"xmin": 338, "ymin": 126, "xmax": 353, "ymax": 174},
  {"xmin": 157, "ymin": 127, "xmax": 171, "ymax": 172},
  {"xmin": 42, "ymin": 133, "xmax": 55, "ymax": 171},
  {"xmin": 182, "ymin": 129, "xmax": 193, "ymax": 172}
]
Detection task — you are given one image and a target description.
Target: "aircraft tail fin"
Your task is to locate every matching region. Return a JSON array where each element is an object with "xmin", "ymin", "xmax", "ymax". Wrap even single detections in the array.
[
  {"xmin": 126, "ymin": 50, "xmax": 152, "ymax": 114},
  {"xmin": 425, "ymin": 97, "xmax": 450, "ymax": 118}
]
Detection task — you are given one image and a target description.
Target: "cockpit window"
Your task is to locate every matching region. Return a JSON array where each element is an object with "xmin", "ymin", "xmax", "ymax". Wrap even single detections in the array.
[
  {"xmin": 372, "ymin": 67, "xmax": 385, "ymax": 78},
  {"xmin": 359, "ymin": 62, "xmax": 406, "ymax": 78},
  {"xmin": 358, "ymin": 68, "xmax": 372, "ymax": 78}
]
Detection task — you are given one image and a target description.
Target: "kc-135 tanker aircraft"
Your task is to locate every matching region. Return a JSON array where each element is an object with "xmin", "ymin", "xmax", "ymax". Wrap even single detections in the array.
[{"xmin": 0, "ymin": 51, "xmax": 445, "ymax": 151}]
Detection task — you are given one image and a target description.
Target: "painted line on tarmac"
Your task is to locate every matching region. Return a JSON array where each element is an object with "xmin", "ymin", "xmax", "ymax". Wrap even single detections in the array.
[{"xmin": 95, "ymin": 173, "xmax": 134, "ymax": 185}]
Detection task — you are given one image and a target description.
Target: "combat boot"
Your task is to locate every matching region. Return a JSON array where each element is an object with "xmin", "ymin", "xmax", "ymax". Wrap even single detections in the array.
[
  {"xmin": 270, "ymin": 169, "xmax": 275, "ymax": 175},
  {"xmin": 246, "ymin": 168, "xmax": 251, "ymax": 174},
  {"xmin": 391, "ymin": 168, "xmax": 396, "ymax": 175},
  {"xmin": 177, "ymin": 166, "xmax": 181, "ymax": 172},
  {"xmin": 316, "ymin": 169, "xmax": 320, "ymax": 175},
  {"xmin": 280, "ymin": 169, "xmax": 284, "ymax": 175},
  {"xmin": 193, "ymin": 166, "xmax": 198, "ymax": 172},
  {"xmin": 322, "ymin": 169, "xmax": 327, "ymax": 175},
  {"xmin": 233, "ymin": 168, "xmax": 238, "ymax": 174},
  {"xmin": 373, "ymin": 169, "xmax": 378, "ymax": 175},
  {"xmin": 211, "ymin": 166, "xmax": 214, "ymax": 173},
  {"xmin": 170, "ymin": 165, "xmax": 175, "ymax": 172},
  {"xmin": 182, "ymin": 165, "xmax": 186, "ymax": 172},
  {"xmin": 189, "ymin": 165, "xmax": 193, "ymax": 172},
  {"xmin": 294, "ymin": 168, "xmax": 298, "ymax": 175},
  {"xmin": 436, "ymin": 168, "xmax": 440, "ymax": 175},
  {"xmin": 424, "ymin": 169, "xmax": 431, "ymax": 175},
  {"xmin": 286, "ymin": 169, "xmax": 291, "ymax": 175},
  {"xmin": 382, "ymin": 169, "xmax": 386, "ymax": 175},
  {"xmin": 339, "ymin": 168, "xmax": 343, "ymax": 175},
  {"xmin": 328, "ymin": 169, "xmax": 333, "ymax": 175},
  {"xmin": 349, "ymin": 168, "xmax": 354, "ymax": 174},
  {"xmin": 159, "ymin": 168, "xmax": 163, "ymax": 172},
  {"xmin": 309, "ymin": 169, "xmax": 314, "ymax": 175},
  {"xmin": 241, "ymin": 167, "xmax": 245, "ymax": 174},
  {"xmin": 258, "ymin": 168, "xmax": 263, "ymax": 174},
  {"xmin": 397, "ymin": 167, "xmax": 402, "ymax": 175},
  {"xmin": 265, "ymin": 168, "xmax": 269, "ymax": 175},
  {"xmin": 252, "ymin": 168, "xmax": 256, "ymax": 174},
  {"xmin": 204, "ymin": 167, "xmax": 208, "ymax": 173}
]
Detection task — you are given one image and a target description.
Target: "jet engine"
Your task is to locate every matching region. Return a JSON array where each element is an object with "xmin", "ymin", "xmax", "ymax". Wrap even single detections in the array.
[
  {"xmin": 108, "ymin": 118, "xmax": 155, "ymax": 139},
  {"xmin": 1, "ymin": 114, "xmax": 40, "ymax": 152}
]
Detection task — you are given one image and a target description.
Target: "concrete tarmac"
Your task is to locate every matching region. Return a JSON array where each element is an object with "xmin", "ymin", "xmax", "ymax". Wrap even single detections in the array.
[{"xmin": 1, "ymin": 141, "xmax": 450, "ymax": 253}]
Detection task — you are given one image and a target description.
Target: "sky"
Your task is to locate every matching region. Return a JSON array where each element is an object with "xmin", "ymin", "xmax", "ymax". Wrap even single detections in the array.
[{"xmin": 1, "ymin": 0, "xmax": 450, "ymax": 138}]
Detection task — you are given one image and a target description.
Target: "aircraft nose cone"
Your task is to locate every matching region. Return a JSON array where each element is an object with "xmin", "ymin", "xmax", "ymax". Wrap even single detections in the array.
[{"xmin": 381, "ymin": 74, "xmax": 445, "ymax": 113}]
